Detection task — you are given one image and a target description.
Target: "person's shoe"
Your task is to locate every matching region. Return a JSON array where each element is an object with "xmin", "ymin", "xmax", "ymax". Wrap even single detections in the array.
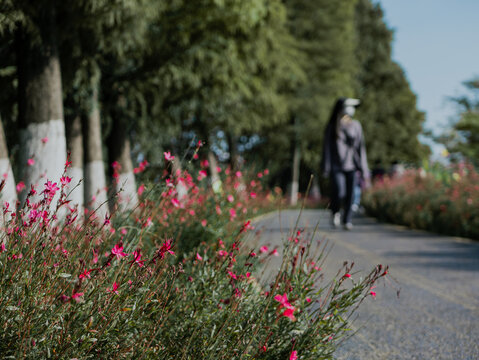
[
  {"xmin": 344, "ymin": 222, "xmax": 353, "ymax": 231},
  {"xmin": 332, "ymin": 212, "xmax": 341, "ymax": 228}
]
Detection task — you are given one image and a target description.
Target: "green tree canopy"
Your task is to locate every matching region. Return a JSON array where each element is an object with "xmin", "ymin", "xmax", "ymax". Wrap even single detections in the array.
[
  {"xmin": 438, "ymin": 77, "xmax": 479, "ymax": 165},
  {"xmin": 355, "ymin": 0, "xmax": 429, "ymax": 167}
]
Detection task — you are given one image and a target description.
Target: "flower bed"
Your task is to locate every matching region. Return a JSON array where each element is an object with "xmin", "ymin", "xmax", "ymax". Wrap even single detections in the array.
[
  {"xmin": 0, "ymin": 158, "xmax": 386, "ymax": 359},
  {"xmin": 362, "ymin": 162, "xmax": 479, "ymax": 240}
]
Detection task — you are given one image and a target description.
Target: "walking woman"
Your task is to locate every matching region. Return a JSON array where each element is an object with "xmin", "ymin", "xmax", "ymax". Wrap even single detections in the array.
[{"xmin": 321, "ymin": 97, "xmax": 370, "ymax": 230}]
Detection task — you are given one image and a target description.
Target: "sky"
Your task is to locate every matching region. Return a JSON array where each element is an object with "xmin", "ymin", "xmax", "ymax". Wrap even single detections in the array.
[{"xmin": 377, "ymin": 0, "xmax": 479, "ymax": 158}]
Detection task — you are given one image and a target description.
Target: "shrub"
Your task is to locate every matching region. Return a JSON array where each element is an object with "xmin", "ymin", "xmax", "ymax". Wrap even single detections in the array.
[
  {"xmin": 0, "ymin": 158, "xmax": 387, "ymax": 359},
  {"xmin": 363, "ymin": 162, "xmax": 479, "ymax": 239}
]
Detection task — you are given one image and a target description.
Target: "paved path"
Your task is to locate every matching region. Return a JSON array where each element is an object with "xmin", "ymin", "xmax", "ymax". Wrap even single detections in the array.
[{"xmin": 250, "ymin": 209, "xmax": 479, "ymax": 360}]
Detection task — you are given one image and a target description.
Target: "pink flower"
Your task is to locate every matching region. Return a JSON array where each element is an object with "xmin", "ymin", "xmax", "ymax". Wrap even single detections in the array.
[
  {"xmin": 137, "ymin": 184, "xmax": 145, "ymax": 196},
  {"xmin": 290, "ymin": 350, "xmax": 298, "ymax": 360},
  {"xmin": 16, "ymin": 181, "xmax": 26, "ymax": 193},
  {"xmin": 27, "ymin": 158, "xmax": 35, "ymax": 166},
  {"xmin": 240, "ymin": 220, "xmax": 253, "ymax": 233},
  {"xmin": 198, "ymin": 170, "xmax": 207, "ymax": 180},
  {"xmin": 200, "ymin": 159, "xmax": 209, "ymax": 168},
  {"xmin": 260, "ymin": 246, "xmax": 269, "ymax": 254},
  {"xmin": 107, "ymin": 282, "xmax": 119, "ymax": 295},
  {"xmin": 370, "ymin": 291, "xmax": 377, "ymax": 298},
  {"xmin": 282, "ymin": 307, "xmax": 296, "ymax": 321},
  {"xmin": 229, "ymin": 208, "xmax": 236, "ymax": 219},
  {"xmin": 227, "ymin": 271, "xmax": 237, "ymax": 280},
  {"xmin": 227, "ymin": 195, "xmax": 234, "ymax": 203},
  {"xmin": 171, "ymin": 198, "xmax": 180, "ymax": 208},
  {"xmin": 164, "ymin": 151, "xmax": 174, "ymax": 161},
  {"xmin": 158, "ymin": 239, "xmax": 175, "ymax": 259},
  {"xmin": 246, "ymin": 272, "xmax": 251, "ymax": 278},
  {"xmin": 111, "ymin": 243, "xmax": 128, "ymax": 260},
  {"xmin": 344, "ymin": 273, "xmax": 351, "ymax": 278},
  {"xmin": 235, "ymin": 171, "xmax": 242, "ymax": 178},
  {"xmin": 43, "ymin": 181, "xmax": 59, "ymax": 198},
  {"xmin": 143, "ymin": 217, "xmax": 153, "ymax": 228},
  {"xmin": 60, "ymin": 176, "xmax": 71, "ymax": 186},
  {"xmin": 41, "ymin": 137, "xmax": 49, "ymax": 144},
  {"xmin": 0, "ymin": 243, "xmax": 6, "ymax": 252},
  {"xmin": 201, "ymin": 219, "xmax": 207, "ymax": 227},
  {"xmin": 274, "ymin": 293, "xmax": 294, "ymax": 310},
  {"xmin": 104, "ymin": 214, "xmax": 111, "ymax": 226},
  {"xmin": 196, "ymin": 253, "xmax": 203, "ymax": 261},
  {"xmin": 79, "ymin": 269, "xmax": 92, "ymax": 279},
  {"xmin": 131, "ymin": 250, "xmax": 144, "ymax": 267},
  {"xmin": 250, "ymin": 192, "xmax": 257, "ymax": 199},
  {"xmin": 306, "ymin": 297, "xmax": 311, "ymax": 303},
  {"xmin": 217, "ymin": 250, "xmax": 228, "ymax": 257},
  {"xmin": 72, "ymin": 292, "xmax": 84, "ymax": 302},
  {"xmin": 271, "ymin": 249, "xmax": 279, "ymax": 256}
]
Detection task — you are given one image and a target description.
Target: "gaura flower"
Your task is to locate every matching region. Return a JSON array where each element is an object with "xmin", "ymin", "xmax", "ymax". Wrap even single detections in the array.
[
  {"xmin": 290, "ymin": 350, "xmax": 298, "ymax": 360},
  {"xmin": 164, "ymin": 151, "xmax": 174, "ymax": 161},
  {"xmin": 107, "ymin": 282, "xmax": 119, "ymax": 295},
  {"xmin": 274, "ymin": 293, "xmax": 294, "ymax": 310},
  {"xmin": 131, "ymin": 250, "xmax": 144, "ymax": 267},
  {"xmin": 111, "ymin": 243, "xmax": 128, "ymax": 260}
]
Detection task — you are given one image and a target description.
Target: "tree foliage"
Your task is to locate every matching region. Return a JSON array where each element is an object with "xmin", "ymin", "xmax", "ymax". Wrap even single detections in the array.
[
  {"xmin": 0, "ymin": 0, "xmax": 429, "ymax": 193},
  {"xmin": 355, "ymin": 0, "xmax": 429, "ymax": 167},
  {"xmin": 438, "ymin": 77, "xmax": 479, "ymax": 165}
]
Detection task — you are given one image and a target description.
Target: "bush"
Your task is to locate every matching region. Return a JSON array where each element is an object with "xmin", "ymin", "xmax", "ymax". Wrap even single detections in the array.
[
  {"xmin": 363, "ymin": 162, "xmax": 479, "ymax": 239},
  {"xmin": 0, "ymin": 158, "xmax": 386, "ymax": 359}
]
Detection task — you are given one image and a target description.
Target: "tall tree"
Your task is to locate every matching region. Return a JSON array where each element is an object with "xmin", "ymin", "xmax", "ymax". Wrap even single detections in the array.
[
  {"xmin": 59, "ymin": 0, "xmax": 160, "ymax": 214},
  {"xmin": 438, "ymin": 77, "xmax": 479, "ymax": 165},
  {"xmin": 280, "ymin": 0, "xmax": 358, "ymax": 200},
  {"xmin": 145, "ymin": 0, "xmax": 300, "ymax": 167},
  {"xmin": 6, "ymin": 1, "xmax": 67, "ymax": 204},
  {"xmin": 0, "ymin": 116, "xmax": 16, "ymax": 208},
  {"xmin": 355, "ymin": 0, "xmax": 429, "ymax": 167}
]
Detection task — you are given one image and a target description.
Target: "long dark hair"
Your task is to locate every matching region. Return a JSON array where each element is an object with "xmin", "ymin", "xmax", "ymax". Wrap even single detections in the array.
[{"xmin": 327, "ymin": 97, "xmax": 346, "ymax": 139}]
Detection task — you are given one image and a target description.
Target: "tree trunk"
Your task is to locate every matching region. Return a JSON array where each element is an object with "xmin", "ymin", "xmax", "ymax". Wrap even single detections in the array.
[
  {"xmin": 208, "ymin": 149, "xmax": 222, "ymax": 194},
  {"xmin": 16, "ymin": 8, "xmax": 66, "ymax": 206},
  {"xmin": 227, "ymin": 133, "xmax": 241, "ymax": 171},
  {"xmin": 290, "ymin": 143, "xmax": 300, "ymax": 206},
  {"xmin": 107, "ymin": 96, "xmax": 138, "ymax": 212},
  {"xmin": 171, "ymin": 156, "xmax": 188, "ymax": 200},
  {"xmin": 0, "ymin": 115, "xmax": 17, "ymax": 209},
  {"xmin": 311, "ymin": 174, "xmax": 321, "ymax": 201},
  {"xmin": 83, "ymin": 73, "xmax": 108, "ymax": 219},
  {"xmin": 65, "ymin": 114, "xmax": 83, "ymax": 209}
]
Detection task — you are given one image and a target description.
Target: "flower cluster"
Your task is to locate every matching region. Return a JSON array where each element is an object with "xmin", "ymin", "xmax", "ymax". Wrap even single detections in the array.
[
  {"xmin": 363, "ymin": 161, "xmax": 479, "ymax": 239},
  {"xmin": 0, "ymin": 154, "xmax": 387, "ymax": 359}
]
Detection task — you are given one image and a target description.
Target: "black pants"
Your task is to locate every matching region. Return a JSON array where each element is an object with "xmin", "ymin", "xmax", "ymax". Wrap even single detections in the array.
[{"xmin": 330, "ymin": 170, "xmax": 356, "ymax": 224}]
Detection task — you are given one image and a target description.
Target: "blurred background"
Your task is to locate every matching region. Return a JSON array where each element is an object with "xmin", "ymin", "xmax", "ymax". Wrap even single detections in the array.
[{"xmin": 0, "ymin": 0, "xmax": 477, "ymax": 207}]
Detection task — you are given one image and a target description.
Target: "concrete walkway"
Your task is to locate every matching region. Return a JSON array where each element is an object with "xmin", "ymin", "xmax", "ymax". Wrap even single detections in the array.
[{"xmin": 250, "ymin": 209, "xmax": 479, "ymax": 360}]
